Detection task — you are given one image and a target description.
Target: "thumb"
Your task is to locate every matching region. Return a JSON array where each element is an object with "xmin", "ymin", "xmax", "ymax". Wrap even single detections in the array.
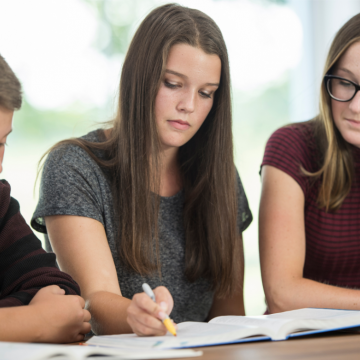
[{"xmin": 46, "ymin": 285, "xmax": 66, "ymax": 295}]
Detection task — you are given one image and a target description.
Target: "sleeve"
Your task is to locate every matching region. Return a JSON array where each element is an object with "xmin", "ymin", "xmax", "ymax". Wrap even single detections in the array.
[
  {"xmin": 0, "ymin": 180, "xmax": 80, "ymax": 307},
  {"xmin": 260, "ymin": 125, "xmax": 314, "ymax": 195},
  {"xmin": 31, "ymin": 145, "xmax": 106, "ymax": 234},
  {"xmin": 235, "ymin": 169, "xmax": 252, "ymax": 233}
]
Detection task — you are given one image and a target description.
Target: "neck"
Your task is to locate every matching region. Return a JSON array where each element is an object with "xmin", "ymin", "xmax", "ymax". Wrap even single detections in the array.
[
  {"xmin": 159, "ymin": 146, "xmax": 178, "ymax": 173},
  {"xmin": 157, "ymin": 146, "xmax": 182, "ymax": 197}
]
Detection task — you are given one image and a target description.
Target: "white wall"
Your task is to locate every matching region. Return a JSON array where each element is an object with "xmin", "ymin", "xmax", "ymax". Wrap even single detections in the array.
[{"xmin": 289, "ymin": 0, "xmax": 360, "ymax": 122}]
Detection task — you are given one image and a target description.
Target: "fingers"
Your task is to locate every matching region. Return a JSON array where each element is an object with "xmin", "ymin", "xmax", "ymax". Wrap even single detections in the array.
[
  {"xmin": 76, "ymin": 296, "xmax": 86, "ymax": 309},
  {"xmin": 64, "ymin": 295, "xmax": 86, "ymax": 311},
  {"xmin": 79, "ymin": 321, "xmax": 92, "ymax": 335},
  {"xmin": 127, "ymin": 293, "xmax": 169, "ymax": 336},
  {"xmin": 74, "ymin": 333, "xmax": 85, "ymax": 342},
  {"xmin": 52, "ymin": 286, "xmax": 66, "ymax": 295},
  {"xmin": 42, "ymin": 285, "xmax": 65, "ymax": 295},
  {"xmin": 128, "ymin": 314, "xmax": 167, "ymax": 336},
  {"xmin": 83, "ymin": 309, "xmax": 91, "ymax": 322},
  {"xmin": 132, "ymin": 293, "xmax": 160, "ymax": 316},
  {"xmin": 126, "ymin": 287, "xmax": 175, "ymax": 336},
  {"xmin": 153, "ymin": 286, "xmax": 174, "ymax": 315}
]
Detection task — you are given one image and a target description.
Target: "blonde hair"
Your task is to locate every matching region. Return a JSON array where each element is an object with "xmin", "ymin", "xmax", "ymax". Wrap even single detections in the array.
[{"xmin": 304, "ymin": 14, "xmax": 360, "ymax": 211}]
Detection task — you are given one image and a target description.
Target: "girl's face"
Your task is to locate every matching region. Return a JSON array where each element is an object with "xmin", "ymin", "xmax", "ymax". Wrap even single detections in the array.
[
  {"xmin": 331, "ymin": 41, "xmax": 360, "ymax": 147},
  {"xmin": 155, "ymin": 43, "xmax": 221, "ymax": 151}
]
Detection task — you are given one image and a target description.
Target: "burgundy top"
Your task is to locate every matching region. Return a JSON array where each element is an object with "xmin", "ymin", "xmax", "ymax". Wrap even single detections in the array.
[
  {"xmin": 0, "ymin": 179, "xmax": 80, "ymax": 307},
  {"xmin": 261, "ymin": 121, "xmax": 360, "ymax": 288}
]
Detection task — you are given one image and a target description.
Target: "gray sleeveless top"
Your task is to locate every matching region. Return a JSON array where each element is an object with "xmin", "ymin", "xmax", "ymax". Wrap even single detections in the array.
[{"xmin": 31, "ymin": 130, "xmax": 252, "ymax": 323}]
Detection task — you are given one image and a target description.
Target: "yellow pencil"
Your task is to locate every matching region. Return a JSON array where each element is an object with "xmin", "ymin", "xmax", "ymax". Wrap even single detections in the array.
[{"xmin": 162, "ymin": 316, "xmax": 177, "ymax": 336}]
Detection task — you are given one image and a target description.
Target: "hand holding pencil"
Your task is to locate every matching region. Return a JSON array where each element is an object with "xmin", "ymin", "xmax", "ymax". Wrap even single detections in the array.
[{"xmin": 126, "ymin": 284, "xmax": 177, "ymax": 336}]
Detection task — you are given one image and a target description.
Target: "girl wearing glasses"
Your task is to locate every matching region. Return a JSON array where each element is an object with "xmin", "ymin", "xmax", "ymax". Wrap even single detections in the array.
[
  {"xmin": 260, "ymin": 13, "xmax": 360, "ymax": 313},
  {"xmin": 31, "ymin": 4, "xmax": 252, "ymax": 335}
]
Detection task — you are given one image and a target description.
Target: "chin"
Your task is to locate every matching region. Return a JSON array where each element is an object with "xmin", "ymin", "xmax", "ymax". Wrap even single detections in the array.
[
  {"xmin": 160, "ymin": 136, "xmax": 189, "ymax": 149},
  {"xmin": 341, "ymin": 131, "xmax": 360, "ymax": 148},
  {"xmin": 161, "ymin": 141, "xmax": 187, "ymax": 150}
]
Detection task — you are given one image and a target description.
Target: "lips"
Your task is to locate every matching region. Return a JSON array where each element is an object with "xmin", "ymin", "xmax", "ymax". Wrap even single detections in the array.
[
  {"xmin": 345, "ymin": 118, "xmax": 360, "ymax": 126},
  {"xmin": 167, "ymin": 120, "xmax": 190, "ymax": 130}
]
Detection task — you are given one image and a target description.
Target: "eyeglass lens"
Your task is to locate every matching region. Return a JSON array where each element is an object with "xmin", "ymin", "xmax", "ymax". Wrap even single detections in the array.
[{"xmin": 327, "ymin": 78, "xmax": 356, "ymax": 101}]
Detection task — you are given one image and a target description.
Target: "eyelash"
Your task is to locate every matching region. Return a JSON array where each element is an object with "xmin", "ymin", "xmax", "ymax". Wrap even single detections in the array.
[
  {"xmin": 164, "ymin": 81, "xmax": 212, "ymax": 99},
  {"xmin": 164, "ymin": 80, "xmax": 178, "ymax": 89},
  {"xmin": 200, "ymin": 92, "xmax": 212, "ymax": 99},
  {"xmin": 164, "ymin": 81, "xmax": 178, "ymax": 89}
]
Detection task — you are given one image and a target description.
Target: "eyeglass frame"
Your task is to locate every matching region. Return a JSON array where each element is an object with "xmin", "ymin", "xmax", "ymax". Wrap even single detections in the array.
[{"xmin": 324, "ymin": 74, "xmax": 360, "ymax": 102}]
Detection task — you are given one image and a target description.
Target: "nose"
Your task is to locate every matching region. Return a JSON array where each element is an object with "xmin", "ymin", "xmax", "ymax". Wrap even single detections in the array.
[
  {"xmin": 177, "ymin": 88, "xmax": 196, "ymax": 114},
  {"xmin": 349, "ymin": 90, "xmax": 360, "ymax": 114}
]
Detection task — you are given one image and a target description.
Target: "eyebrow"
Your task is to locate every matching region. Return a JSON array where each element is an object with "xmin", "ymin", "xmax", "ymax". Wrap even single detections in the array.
[
  {"xmin": 165, "ymin": 69, "xmax": 220, "ymax": 87},
  {"xmin": 338, "ymin": 67, "xmax": 355, "ymax": 76}
]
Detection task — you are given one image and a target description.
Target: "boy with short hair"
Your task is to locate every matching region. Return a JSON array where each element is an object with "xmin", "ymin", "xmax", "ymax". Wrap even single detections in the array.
[{"xmin": 0, "ymin": 54, "xmax": 91, "ymax": 343}]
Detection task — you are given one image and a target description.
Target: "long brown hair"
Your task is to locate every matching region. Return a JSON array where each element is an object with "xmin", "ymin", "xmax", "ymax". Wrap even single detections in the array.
[
  {"xmin": 304, "ymin": 13, "xmax": 360, "ymax": 211},
  {"xmin": 41, "ymin": 4, "xmax": 239, "ymax": 296}
]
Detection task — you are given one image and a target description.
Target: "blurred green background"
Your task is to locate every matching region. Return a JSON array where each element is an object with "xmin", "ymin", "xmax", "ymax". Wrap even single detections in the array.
[{"xmin": 0, "ymin": 0, "xmax": 297, "ymax": 315}]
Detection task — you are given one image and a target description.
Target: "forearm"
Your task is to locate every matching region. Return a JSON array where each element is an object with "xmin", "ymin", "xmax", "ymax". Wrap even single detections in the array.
[
  {"xmin": 208, "ymin": 239, "xmax": 245, "ymax": 320},
  {"xmin": 207, "ymin": 289, "xmax": 245, "ymax": 320},
  {"xmin": 207, "ymin": 298, "xmax": 245, "ymax": 320},
  {"xmin": 86, "ymin": 291, "xmax": 133, "ymax": 335},
  {"xmin": 0, "ymin": 306, "xmax": 42, "ymax": 342},
  {"xmin": 266, "ymin": 277, "xmax": 360, "ymax": 313}
]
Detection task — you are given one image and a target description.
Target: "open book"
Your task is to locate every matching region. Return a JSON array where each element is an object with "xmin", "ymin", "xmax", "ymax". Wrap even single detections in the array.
[
  {"xmin": 0, "ymin": 341, "xmax": 202, "ymax": 360},
  {"xmin": 87, "ymin": 308, "xmax": 360, "ymax": 350}
]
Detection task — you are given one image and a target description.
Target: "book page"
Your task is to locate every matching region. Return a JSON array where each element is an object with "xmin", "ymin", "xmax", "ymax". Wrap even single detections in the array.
[
  {"xmin": 0, "ymin": 342, "xmax": 72, "ymax": 360},
  {"xmin": 269, "ymin": 309, "xmax": 360, "ymax": 340},
  {"xmin": 209, "ymin": 315, "xmax": 290, "ymax": 337},
  {"xmin": 69, "ymin": 345, "xmax": 202, "ymax": 359},
  {"xmin": 268, "ymin": 308, "xmax": 360, "ymax": 320},
  {"xmin": 209, "ymin": 309, "xmax": 360, "ymax": 340},
  {"xmin": 0, "ymin": 341, "xmax": 202, "ymax": 360},
  {"xmin": 88, "ymin": 309, "xmax": 360, "ymax": 349},
  {"xmin": 88, "ymin": 321, "xmax": 270, "ymax": 349}
]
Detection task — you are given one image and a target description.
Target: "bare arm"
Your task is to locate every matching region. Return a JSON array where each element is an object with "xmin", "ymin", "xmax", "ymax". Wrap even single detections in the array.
[
  {"xmin": 207, "ymin": 235, "xmax": 245, "ymax": 320},
  {"xmin": 46, "ymin": 215, "xmax": 132, "ymax": 335},
  {"xmin": 0, "ymin": 306, "xmax": 42, "ymax": 342},
  {"xmin": 45, "ymin": 215, "xmax": 174, "ymax": 335},
  {"xmin": 259, "ymin": 165, "xmax": 360, "ymax": 313},
  {"xmin": 207, "ymin": 291, "xmax": 245, "ymax": 320}
]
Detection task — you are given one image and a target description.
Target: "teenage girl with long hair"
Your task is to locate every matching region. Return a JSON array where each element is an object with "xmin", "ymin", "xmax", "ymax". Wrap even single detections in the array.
[
  {"xmin": 260, "ymin": 13, "xmax": 360, "ymax": 313},
  {"xmin": 32, "ymin": 4, "xmax": 252, "ymax": 335}
]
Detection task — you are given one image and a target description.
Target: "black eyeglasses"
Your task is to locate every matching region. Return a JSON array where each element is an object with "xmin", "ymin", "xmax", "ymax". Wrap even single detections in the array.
[{"xmin": 324, "ymin": 75, "xmax": 360, "ymax": 102}]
